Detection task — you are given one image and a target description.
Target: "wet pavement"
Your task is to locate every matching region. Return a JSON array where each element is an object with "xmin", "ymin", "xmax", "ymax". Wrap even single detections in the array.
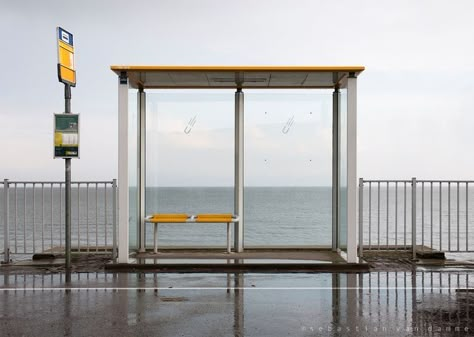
[
  {"xmin": 1, "ymin": 268, "xmax": 474, "ymax": 336},
  {"xmin": 2, "ymin": 253, "xmax": 474, "ymax": 336}
]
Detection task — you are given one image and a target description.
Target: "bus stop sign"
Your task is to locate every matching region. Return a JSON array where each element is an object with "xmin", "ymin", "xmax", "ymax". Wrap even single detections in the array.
[{"xmin": 56, "ymin": 27, "xmax": 76, "ymax": 86}]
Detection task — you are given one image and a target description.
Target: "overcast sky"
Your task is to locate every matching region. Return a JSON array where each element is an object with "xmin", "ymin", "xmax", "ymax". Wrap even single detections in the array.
[{"xmin": 1, "ymin": 0, "xmax": 474, "ymax": 185}]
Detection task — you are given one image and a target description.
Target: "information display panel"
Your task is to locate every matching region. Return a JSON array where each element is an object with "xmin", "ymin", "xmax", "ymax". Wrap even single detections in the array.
[{"xmin": 54, "ymin": 113, "xmax": 79, "ymax": 158}]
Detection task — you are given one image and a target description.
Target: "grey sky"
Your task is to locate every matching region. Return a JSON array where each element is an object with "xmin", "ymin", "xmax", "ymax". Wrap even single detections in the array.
[{"xmin": 1, "ymin": 0, "xmax": 474, "ymax": 184}]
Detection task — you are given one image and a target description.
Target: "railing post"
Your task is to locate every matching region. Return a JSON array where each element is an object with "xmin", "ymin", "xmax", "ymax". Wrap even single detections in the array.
[
  {"xmin": 358, "ymin": 178, "xmax": 364, "ymax": 258},
  {"xmin": 3, "ymin": 179, "xmax": 10, "ymax": 264},
  {"xmin": 411, "ymin": 177, "xmax": 417, "ymax": 260},
  {"xmin": 112, "ymin": 179, "xmax": 117, "ymax": 262}
]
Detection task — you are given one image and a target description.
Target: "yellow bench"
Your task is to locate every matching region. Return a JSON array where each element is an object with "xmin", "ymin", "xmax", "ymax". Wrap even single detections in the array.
[{"xmin": 145, "ymin": 213, "xmax": 238, "ymax": 253}]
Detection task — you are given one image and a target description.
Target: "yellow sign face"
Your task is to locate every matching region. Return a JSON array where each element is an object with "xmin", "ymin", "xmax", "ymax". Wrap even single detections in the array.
[
  {"xmin": 59, "ymin": 65, "xmax": 76, "ymax": 85},
  {"xmin": 58, "ymin": 41, "xmax": 74, "ymax": 69},
  {"xmin": 57, "ymin": 27, "xmax": 76, "ymax": 86}
]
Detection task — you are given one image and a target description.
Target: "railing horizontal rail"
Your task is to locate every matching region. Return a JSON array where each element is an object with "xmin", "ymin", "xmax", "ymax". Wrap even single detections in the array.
[
  {"xmin": 362, "ymin": 179, "xmax": 412, "ymax": 183},
  {"xmin": 363, "ymin": 179, "xmax": 474, "ymax": 183},
  {"xmin": 8, "ymin": 181, "xmax": 114, "ymax": 184},
  {"xmin": 417, "ymin": 179, "xmax": 474, "ymax": 183}
]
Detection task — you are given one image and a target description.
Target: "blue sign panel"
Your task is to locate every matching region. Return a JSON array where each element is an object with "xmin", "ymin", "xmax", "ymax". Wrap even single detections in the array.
[{"xmin": 58, "ymin": 27, "xmax": 74, "ymax": 46}]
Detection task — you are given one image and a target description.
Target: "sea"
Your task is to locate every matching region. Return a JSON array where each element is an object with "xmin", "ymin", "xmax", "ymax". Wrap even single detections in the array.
[
  {"xmin": 141, "ymin": 187, "xmax": 331, "ymax": 247},
  {"xmin": 0, "ymin": 187, "xmax": 331, "ymax": 254}
]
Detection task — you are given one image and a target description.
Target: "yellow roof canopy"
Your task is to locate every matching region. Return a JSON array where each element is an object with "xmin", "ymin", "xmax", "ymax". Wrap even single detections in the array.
[{"xmin": 110, "ymin": 65, "xmax": 364, "ymax": 89}]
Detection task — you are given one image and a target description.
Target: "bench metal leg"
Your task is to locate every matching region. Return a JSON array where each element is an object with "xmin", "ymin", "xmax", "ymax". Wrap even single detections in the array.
[
  {"xmin": 227, "ymin": 222, "xmax": 231, "ymax": 253},
  {"xmin": 154, "ymin": 223, "xmax": 158, "ymax": 254}
]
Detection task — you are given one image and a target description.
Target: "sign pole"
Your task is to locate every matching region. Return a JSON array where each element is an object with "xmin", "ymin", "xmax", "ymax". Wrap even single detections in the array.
[
  {"xmin": 64, "ymin": 84, "xmax": 72, "ymax": 281},
  {"xmin": 56, "ymin": 26, "xmax": 76, "ymax": 283}
]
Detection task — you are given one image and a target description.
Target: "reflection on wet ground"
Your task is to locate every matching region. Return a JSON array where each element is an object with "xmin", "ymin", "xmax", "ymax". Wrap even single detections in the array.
[{"xmin": 1, "ymin": 271, "xmax": 474, "ymax": 336}]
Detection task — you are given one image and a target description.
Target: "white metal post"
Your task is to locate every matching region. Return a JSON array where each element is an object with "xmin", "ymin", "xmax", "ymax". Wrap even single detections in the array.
[
  {"xmin": 234, "ymin": 88, "xmax": 244, "ymax": 252},
  {"xmin": 112, "ymin": 178, "xmax": 117, "ymax": 262},
  {"xmin": 412, "ymin": 177, "xmax": 417, "ymax": 260},
  {"xmin": 138, "ymin": 89, "xmax": 146, "ymax": 252},
  {"xmin": 358, "ymin": 178, "xmax": 364, "ymax": 258},
  {"xmin": 3, "ymin": 179, "xmax": 9, "ymax": 263},
  {"xmin": 346, "ymin": 74, "xmax": 358, "ymax": 263},
  {"xmin": 332, "ymin": 88, "xmax": 340, "ymax": 252},
  {"xmin": 118, "ymin": 72, "xmax": 129, "ymax": 263}
]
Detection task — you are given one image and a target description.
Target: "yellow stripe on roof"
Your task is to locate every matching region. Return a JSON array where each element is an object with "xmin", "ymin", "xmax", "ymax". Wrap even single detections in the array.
[{"xmin": 110, "ymin": 65, "xmax": 365, "ymax": 72}]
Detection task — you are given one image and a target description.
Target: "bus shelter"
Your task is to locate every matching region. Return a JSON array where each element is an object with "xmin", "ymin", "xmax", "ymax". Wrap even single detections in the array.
[{"xmin": 111, "ymin": 66, "xmax": 364, "ymax": 264}]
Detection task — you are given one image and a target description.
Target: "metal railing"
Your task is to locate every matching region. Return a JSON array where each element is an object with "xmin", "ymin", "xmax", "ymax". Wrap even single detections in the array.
[
  {"xmin": 359, "ymin": 178, "xmax": 474, "ymax": 258},
  {"xmin": 1, "ymin": 179, "xmax": 117, "ymax": 263}
]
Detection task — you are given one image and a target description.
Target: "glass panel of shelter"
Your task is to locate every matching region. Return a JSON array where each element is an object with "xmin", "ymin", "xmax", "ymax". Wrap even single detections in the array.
[
  {"xmin": 244, "ymin": 90, "xmax": 332, "ymax": 247},
  {"xmin": 139, "ymin": 88, "xmax": 335, "ymax": 249},
  {"xmin": 145, "ymin": 90, "xmax": 234, "ymax": 248}
]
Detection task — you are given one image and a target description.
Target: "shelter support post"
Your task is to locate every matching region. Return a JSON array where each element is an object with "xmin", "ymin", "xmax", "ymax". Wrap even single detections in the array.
[
  {"xmin": 118, "ymin": 72, "xmax": 129, "ymax": 263},
  {"xmin": 332, "ymin": 87, "xmax": 340, "ymax": 252},
  {"xmin": 234, "ymin": 88, "xmax": 244, "ymax": 252},
  {"xmin": 138, "ymin": 88, "xmax": 146, "ymax": 252},
  {"xmin": 346, "ymin": 73, "xmax": 358, "ymax": 262}
]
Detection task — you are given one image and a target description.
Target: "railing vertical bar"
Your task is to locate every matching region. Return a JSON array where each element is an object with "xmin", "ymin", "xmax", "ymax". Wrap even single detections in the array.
[
  {"xmin": 395, "ymin": 182, "xmax": 398, "ymax": 250},
  {"xmin": 467, "ymin": 182, "xmax": 469, "ymax": 251},
  {"xmin": 112, "ymin": 179, "xmax": 117, "ymax": 262},
  {"xmin": 104, "ymin": 183, "xmax": 108, "ymax": 248},
  {"xmin": 14, "ymin": 183, "xmax": 17, "ymax": 253},
  {"xmin": 86, "ymin": 183, "xmax": 89, "ymax": 252},
  {"xmin": 358, "ymin": 179, "xmax": 363, "ymax": 257},
  {"xmin": 386, "ymin": 182, "xmax": 389, "ymax": 249},
  {"xmin": 50, "ymin": 183, "xmax": 53, "ymax": 249},
  {"xmin": 439, "ymin": 182, "xmax": 442, "ymax": 251},
  {"xmin": 77, "ymin": 183, "xmax": 80, "ymax": 251},
  {"xmin": 59, "ymin": 183, "xmax": 63, "ymax": 248},
  {"xmin": 95, "ymin": 183, "xmax": 98, "ymax": 252},
  {"xmin": 430, "ymin": 182, "xmax": 433, "ymax": 250},
  {"xmin": 404, "ymin": 182, "xmax": 407, "ymax": 250},
  {"xmin": 448, "ymin": 182, "xmax": 451, "ymax": 251},
  {"xmin": 378, "ymin": 182, "xmax": 380, "ymax": 250},
  {"xmin": 457, "ymin": 182, "xmax": 460, "ymax": 252},
  {"xmin": 412, "ymin": 177, "xmax": 417, "ymax": 259},
  {"xmin": 422, "ymin": 182, "xmax": 424, "ymax": 252},
  {"xmin": 41, "ymin": 183, "xmax": 44, "ymax": 252},
  {"xmin": 32, "ymin": 183, "xmax": 36, "ymax": 253},
  {"xmin": 369, "ymin": 182, "xmax": 372, "ymax": 250},
  {"xmin": 3, "ymin": 180, "xmax": 10, "ymax": 263},
  {"xmin": 23, "ymin": 183, "xmax": 26, "ymax": 253}
]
